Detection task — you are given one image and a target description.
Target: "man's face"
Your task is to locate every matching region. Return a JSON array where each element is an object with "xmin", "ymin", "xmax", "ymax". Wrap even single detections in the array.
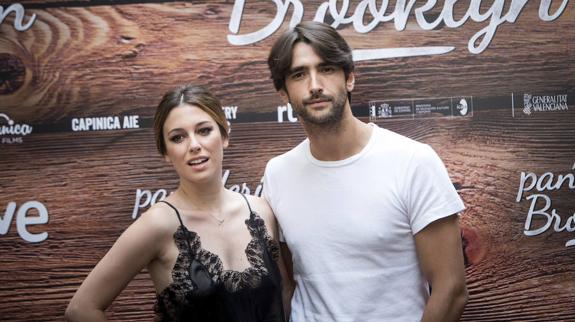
[{"xmin": 280, "ymin": 42, "xmax": 354, "ymax": 126}]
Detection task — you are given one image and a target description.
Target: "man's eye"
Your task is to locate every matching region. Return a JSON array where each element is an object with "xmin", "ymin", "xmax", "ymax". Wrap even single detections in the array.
[
  {"xmin": 291, "ymin": 72, "xmax": 304, "ymax": 80},
  {"xmin": 170, "ymin": 135, "xmax": 184, "ymax": 143},
  {"xmin": 321, "ymin": 66, "xmax": 335, "ymax": 73}
]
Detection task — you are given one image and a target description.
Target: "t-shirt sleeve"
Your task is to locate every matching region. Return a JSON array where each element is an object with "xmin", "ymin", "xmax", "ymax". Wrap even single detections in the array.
[
  {"xmin": 262, "ymin": 161, "xmax": 285, "ymax": 242},
  {"xmin": 406, "ymin": 144, "xmax": 465, "ymax": 235}
]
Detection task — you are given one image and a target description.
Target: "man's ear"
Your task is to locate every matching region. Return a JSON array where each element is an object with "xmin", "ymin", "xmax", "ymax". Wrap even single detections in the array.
[
  {"xmin": 346, "ymin": 72, "xmax": 355, "ymax": 92},
  {"xmin": 279, "ymin": 89, "xmax": 290, "ymax": 105}
]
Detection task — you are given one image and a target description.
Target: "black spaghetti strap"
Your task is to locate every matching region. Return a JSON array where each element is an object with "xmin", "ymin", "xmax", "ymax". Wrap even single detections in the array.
[
  {"xmin": 158, "ymin": 201, "xmax": 197, "ymax": 271},
  {"xmin": 239, "ymin": 193, "xmax": 254, "ymax": 214},
  {"xmin": 159, "ymin": 200, "xmax": 186, "ymax": 227}
]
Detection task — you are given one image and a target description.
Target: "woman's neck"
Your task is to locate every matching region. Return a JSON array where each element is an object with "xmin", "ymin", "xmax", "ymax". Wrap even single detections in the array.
[{"xmin": 174, "ymin": 178, "xmax": 228, "ymax": 212}]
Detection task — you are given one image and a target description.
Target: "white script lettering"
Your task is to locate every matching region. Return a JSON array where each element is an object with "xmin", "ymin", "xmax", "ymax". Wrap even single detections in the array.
[
  {"xmin": 0, "ymin": 113, "xmax": 33, "ymax": 136},
  {"xmin": 0, "ymin": 3, "xmax": 36, "ymax": 31},
  {"xmin": 131, "ymin": 170, "xmax": 264, "ymax": 219},
  {"xmin": 228, "ymin": 0, "xmax": 569, "ymax": 57},
  {"xmin": 517, "ymin": 163, "xmax": 575, "ymax": 247},
  {"xmin": 524, "ymin": 194, "xmax": 575, "ymax": 247}
]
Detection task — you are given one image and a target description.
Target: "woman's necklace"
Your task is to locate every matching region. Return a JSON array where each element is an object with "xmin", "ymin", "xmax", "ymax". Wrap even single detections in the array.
[
  {"xmin": 207, "ymin": 212, "xmax": 226, "ymax": 226},
  {"xmin": 177, "ymin": 189, "xmax": 229, "ymax": 226}
]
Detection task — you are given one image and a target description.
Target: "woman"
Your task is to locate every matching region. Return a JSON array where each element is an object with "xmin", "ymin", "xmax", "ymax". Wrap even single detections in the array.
[{"xmin": 66, "ymin": 84, "xmax": 288, "ymax": 321}]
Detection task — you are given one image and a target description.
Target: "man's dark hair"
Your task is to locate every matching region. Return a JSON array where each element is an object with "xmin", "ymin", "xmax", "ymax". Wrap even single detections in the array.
[{"xmin": 267, "ymin": 21, "xmax": 354, "ymax": 92}]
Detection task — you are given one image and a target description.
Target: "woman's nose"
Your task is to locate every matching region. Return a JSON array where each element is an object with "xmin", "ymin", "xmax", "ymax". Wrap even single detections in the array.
[{"xmin": 189, "ymin": 135, "xmax": 201, "ymax": 152}]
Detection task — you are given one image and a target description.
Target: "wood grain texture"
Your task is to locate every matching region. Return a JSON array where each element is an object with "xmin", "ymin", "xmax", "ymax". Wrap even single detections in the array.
[
  {"xmin": 0, "ymin": 1, "xmax": 573, "ymax": 120},
  {"xmin": 1, "ymin": 1, "xmax": 574, "ymax": 321}
]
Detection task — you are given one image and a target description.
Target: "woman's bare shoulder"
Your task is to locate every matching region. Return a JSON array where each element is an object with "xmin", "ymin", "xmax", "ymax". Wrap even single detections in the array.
[
  {"xmin": 242, "ymin": 194, "xmax": 272, "ymax": 217},
  {"xmin": 242, "ymin": 194, "xmax": 278, "ymax": 239},
  {"xmin": 136, "ymin": 201, "xmax": 180, "ymax": 236}
]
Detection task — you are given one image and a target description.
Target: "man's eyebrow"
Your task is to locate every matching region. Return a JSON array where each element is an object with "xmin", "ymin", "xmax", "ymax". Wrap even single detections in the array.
[
  {"xmin": 288, "ymin": 62, "xmax": 335, "ymax": 75},
  {"xmin": 288, "ymin": 66, "xmax": 305, "ymax": 75}
]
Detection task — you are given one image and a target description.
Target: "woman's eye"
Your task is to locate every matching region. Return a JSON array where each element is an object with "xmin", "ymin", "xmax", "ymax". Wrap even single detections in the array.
[
  {"xmin": 198, "ymin": 127, "xmax": 213, "ymax": 136},
  {"xmin": 170, "ymin": 135, "xmax": 184, "ymax": 143}
]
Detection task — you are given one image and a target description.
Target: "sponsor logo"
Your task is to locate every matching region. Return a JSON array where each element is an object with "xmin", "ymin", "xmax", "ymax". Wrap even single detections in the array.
[
  {"xmin": 523, "ymin": 94, "xmax": 532, "ymax": 115},
  {"xmin": 414, "ymin": 99, "xmax": 451, "ymax": 117},
  {"xmin": 277, "ymin": 103, "xmax": 298, "ymax": 123},
  {"xmin": 0, "ymin": 113, "xmax": 33, "ymax": 144},
  {"xmin": 222, "ymin": 106, "xmax": 238, "ymax": 120},
  {"xmin": 71, "ymin": 115, "xmax": 140, "ymax": 131},
  {"xmin": 369, "ymin": 103, "xmax": 393, "ymax": 121},
  {"xmin": 1, "ymin": 200, "xmax": 49, "ymax": 243},
  {"xmin": 456, "ymin": 98, "xmax": 469, "ymax": 116},
  {"xmin": 222, "ymin": 106, "xmax": 238, "ymax": 133},
  {"xmin": 369, "ymin": 96, "xmax": 472, "ymax": 120},
  {"xmin": 522, "ymin": 93, "xmax": 568, "ymax": 115}
]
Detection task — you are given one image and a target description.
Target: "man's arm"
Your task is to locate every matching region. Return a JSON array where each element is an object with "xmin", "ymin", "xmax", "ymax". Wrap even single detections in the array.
[{"xmin": 415, "ymin": 214, "xmax": 468, "ymax": 322}]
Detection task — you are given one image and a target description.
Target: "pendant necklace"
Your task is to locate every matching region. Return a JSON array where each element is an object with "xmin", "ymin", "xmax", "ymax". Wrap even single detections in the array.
[{"xmin": 207, "ymin": 212, "xmax": 227, "ymax": 226}]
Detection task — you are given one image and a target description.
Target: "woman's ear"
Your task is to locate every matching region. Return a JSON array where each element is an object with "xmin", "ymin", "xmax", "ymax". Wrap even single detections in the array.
[{"xmin": 223, "ymin": 136, "xmax": 230, "ymax": 149}]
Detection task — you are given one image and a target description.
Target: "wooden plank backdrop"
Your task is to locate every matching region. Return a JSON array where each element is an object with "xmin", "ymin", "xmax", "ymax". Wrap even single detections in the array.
[{"xmin": 1, "ymin": 0, "xmax": 574, "ymax": 321}]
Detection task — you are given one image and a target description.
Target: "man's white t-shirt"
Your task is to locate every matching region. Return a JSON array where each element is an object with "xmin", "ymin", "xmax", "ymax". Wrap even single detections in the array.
[{"xmin": 263, "ymin": 124, "xmax": 465, "ymax": 322}]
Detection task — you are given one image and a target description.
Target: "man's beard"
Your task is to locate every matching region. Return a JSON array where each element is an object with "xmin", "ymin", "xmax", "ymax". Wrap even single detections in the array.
[{"xmin": 290, "ymin": 89, "xmax": 347, "ymax": 126}]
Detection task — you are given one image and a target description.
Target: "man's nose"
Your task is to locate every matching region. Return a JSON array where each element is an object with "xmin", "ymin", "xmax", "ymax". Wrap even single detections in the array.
[{"xmin": 309, "ymin": 72, "xmax": 323, "ymax": 96}]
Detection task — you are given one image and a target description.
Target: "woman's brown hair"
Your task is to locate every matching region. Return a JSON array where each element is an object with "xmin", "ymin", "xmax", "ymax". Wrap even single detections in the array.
[{"xmin": 154, "ymin": 84, "xmax": 229, "ymax": 155}]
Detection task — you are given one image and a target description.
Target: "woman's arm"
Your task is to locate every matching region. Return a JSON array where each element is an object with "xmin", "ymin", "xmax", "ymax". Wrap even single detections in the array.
[
  {"xmin": 65, "ymin": 207, "xmax": 171, "ymax": 321},
  {"xmin": 250, "ymin": 195, "xmax": 294, "ymax": 318},
  {"xmin": 278, "ymin": 242, "xmax": 295, "ymax": 318}
]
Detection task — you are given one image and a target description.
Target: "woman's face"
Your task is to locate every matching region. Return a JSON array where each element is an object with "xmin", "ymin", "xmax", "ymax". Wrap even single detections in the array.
[{"xmin": 162, "ymin": 104, "xmax": 229, "ymax": 184}]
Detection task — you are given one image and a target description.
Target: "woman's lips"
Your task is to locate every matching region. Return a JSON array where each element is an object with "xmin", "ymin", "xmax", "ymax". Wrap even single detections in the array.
[{"xmin": 187, "ymin": 157, "xmax": 209, "ymax": 169}]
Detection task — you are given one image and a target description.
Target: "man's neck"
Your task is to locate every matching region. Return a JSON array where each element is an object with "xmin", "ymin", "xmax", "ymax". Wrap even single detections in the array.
[{"xmin": 303, "ymin": 108, "xmax": 373, "ymax": 162}]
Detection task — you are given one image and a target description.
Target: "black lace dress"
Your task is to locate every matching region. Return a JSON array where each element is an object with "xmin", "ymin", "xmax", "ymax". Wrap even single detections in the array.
[{"xmin": 154, "ymin": 197, "xmax": 285, "ymax": 322}]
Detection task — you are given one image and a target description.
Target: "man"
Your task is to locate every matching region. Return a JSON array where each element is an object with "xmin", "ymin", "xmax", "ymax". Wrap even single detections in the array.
[{"xmin": 263, "ymin": 21, "xmax": 468, "ymax": 322}]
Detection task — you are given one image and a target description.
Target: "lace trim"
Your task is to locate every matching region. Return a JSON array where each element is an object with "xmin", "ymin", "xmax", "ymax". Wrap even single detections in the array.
[{"xmin": 154, "ymin": 211, "xmax": 279, "ymax": 317}]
